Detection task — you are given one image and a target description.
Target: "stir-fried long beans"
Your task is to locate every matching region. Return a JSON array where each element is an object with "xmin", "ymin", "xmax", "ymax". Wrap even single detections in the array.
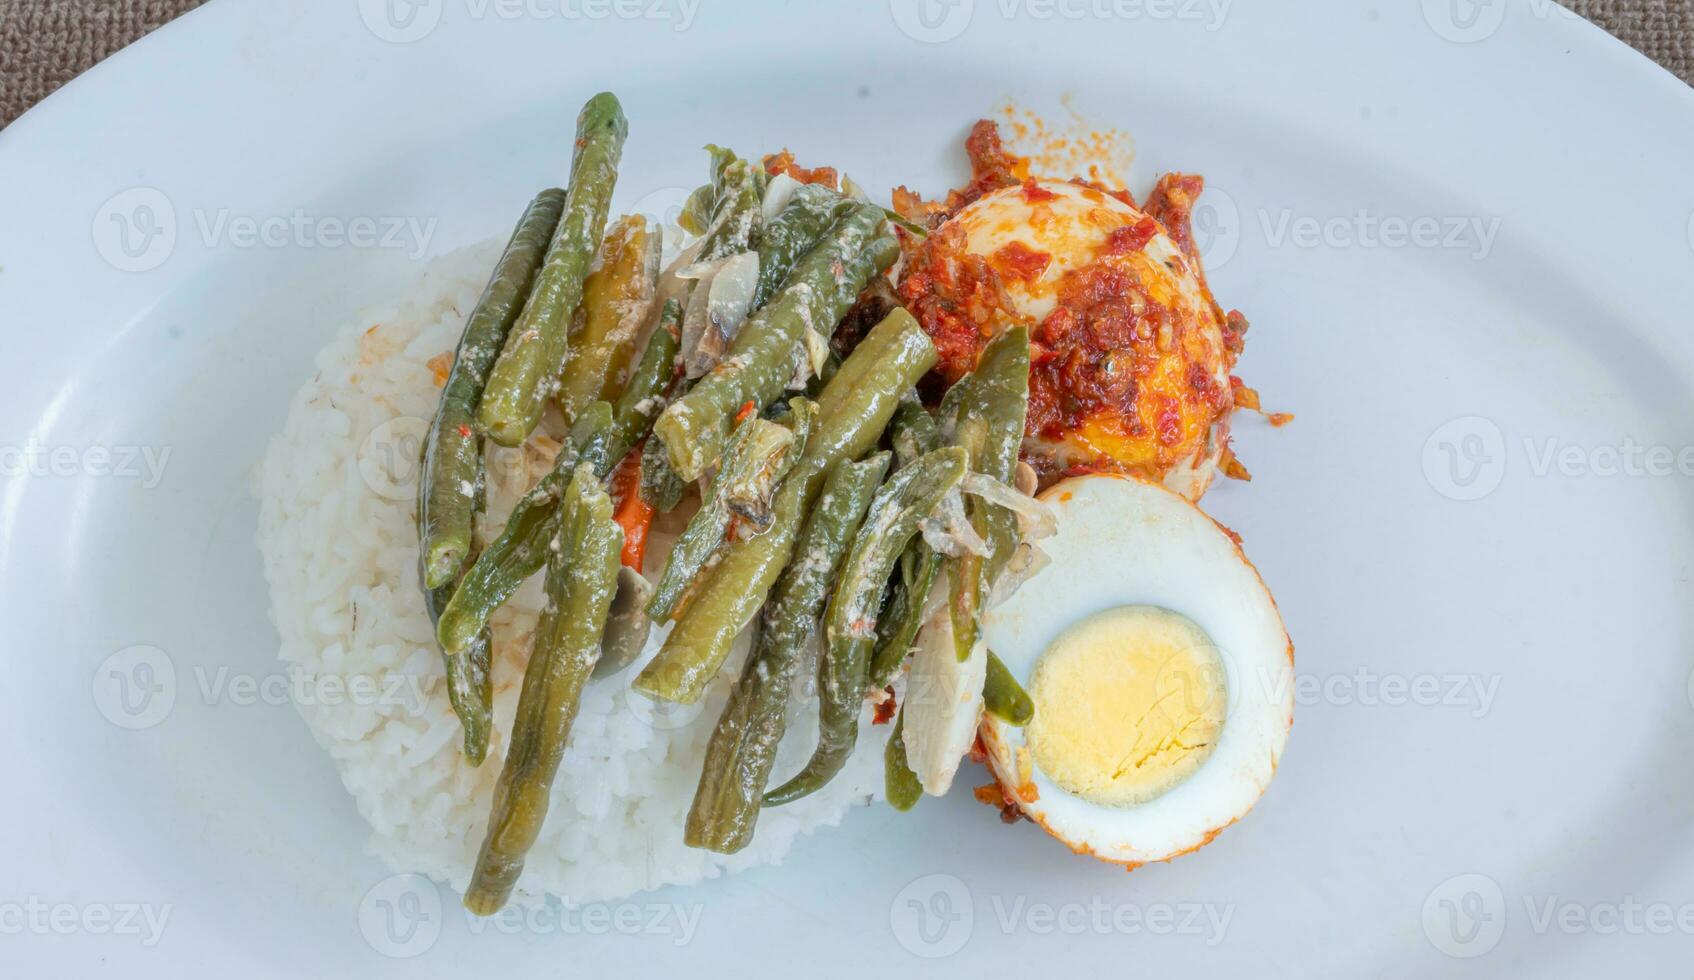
[
  {"xmin": 653, "ymin": 205, "xmax": 897, "ymax": 482},
  {"xmin": 555, "ymin": 215, "xmax": 659, "ymax": 422},
  {"xmin": 752, "ymin": 185, "xmax": 857, "ymax": 309},
  {"xmin": 419, "ymin": 189, "xmax": 566, "ymax": 589},
  {"xmin": 983, "ymin": 650, "xmax": 1035, "ymax": 725},
  {"xmin": 478, "ymin": 93, "xmax": 628, "ymax": 447},
  {"xmin": 631, "ymin": 309, "xmax": 938, "ymax": 704},
  {"xmin": 941, "ymin": 326, "xmax": 1030, "ymax": 660},
  {"xmin": 884, "ymin": 707, "xmax": 923, "ymax": 812},
  {"xmin": 463, "ymin": 465, "xmax": 621, "ymax": 916},
  {"xmin": 648, "ymin": 414, "xmax": 801, "ymax": 622},
  {"xmin": 684, "ymin": 453, "xmax": 888, "ymax": 853},
  {"xmin": 424, "ymin": 575, "xmax": 493, "ymax": 765},
  {"xmin": 764, "ymin": 446, "xmax": 968, "ymax": 805},
  {"xmin": 435, "ymin": 309, "xmax": 678, "ymax": 657},
  {"xmin": 868, "ymin": 396, "xmax": 945, "ymax": 686}
]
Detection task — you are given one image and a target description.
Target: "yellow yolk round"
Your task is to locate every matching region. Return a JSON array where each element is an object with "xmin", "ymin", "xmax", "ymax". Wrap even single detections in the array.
[{"xmin": 1025, "ymin": 605, "xmax": 1227, "ymax": 807}]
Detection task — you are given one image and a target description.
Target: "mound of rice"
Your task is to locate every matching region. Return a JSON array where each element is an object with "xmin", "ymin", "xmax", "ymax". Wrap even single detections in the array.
[{"xmin": 256, "ymin": 242, "xmax": 887, "ymax": 905}]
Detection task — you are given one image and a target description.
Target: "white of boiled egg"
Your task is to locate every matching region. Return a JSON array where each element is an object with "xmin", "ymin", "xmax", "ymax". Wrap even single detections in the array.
[{"xmin": 980, "ymin": 474, "xmax": 1293, "ymax": 865}]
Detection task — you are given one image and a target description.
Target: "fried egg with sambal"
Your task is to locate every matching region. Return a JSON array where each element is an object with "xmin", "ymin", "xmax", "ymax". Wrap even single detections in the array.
[{"xmin": 895, "ymin": 121, "xmax": 1252, "ymax": 499}]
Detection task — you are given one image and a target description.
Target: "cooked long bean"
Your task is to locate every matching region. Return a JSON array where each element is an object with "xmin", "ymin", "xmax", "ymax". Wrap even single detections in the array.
[
  {"xmin": 765, "ymin": 445, "xmax": 968, "ymax": 805},
  {"xmin": 653, "ymin": 204, "xmax": 897, "ymax": 482},
  {"xmin": 869, "ymin": 396, "xmax": 945, "ymax": 685},
  {"xmin": 942, "ymin": 326, "xmax": 1030, "ymax": 660},
  {"xmin": 697, "ymin": 147, "xmax": 764, "ymax": 262},
  {"xmin": 478, "ymin": 93, "xmax": 628, "ymax": 447},
  {"xmin": 424, "ymin": 574, "xmax": 493, "ymax": 765},
  {"xmin": 419, "ymin": 189, "xmax": 566, "ymax": 589},
  {"xmin": 555, "ymin": 214, "xmax": 659, "ymax": 422},
  {"xmin": 434, "ymin": 405, "xmax": 604, "ymax": 657},
  {"xmin": 752, "ymin": 184, "xmax": 856, "ymax": 309},
  {"xmin": 464, "ymin": 464, "xmax": 621, "ymax": 915},
  {"xmin": 632, "ymin": 309, "xmax": 938, "ymax": 704},
  {"xmin": 685, "ymin": 452, "xmax": 887, "ymax": 853},
  {"xmin": 884, "ymin": 707, "xmax": 923, "ymax": 812},
  {"xmin": 436, "ymin": 298, "xmax": 675, "ymax": 656},
  {"xmin": 648, "ymin": 414, "xmax": 801, "ymax": 622},
  {"xmin": 983, "ymin": 649, "xmax": 1035, "ymax": 725}
]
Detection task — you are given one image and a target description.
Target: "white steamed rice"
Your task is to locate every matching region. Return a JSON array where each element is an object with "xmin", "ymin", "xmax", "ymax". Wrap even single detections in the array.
[{"xmin": 255, "ymin": 241, "xmax": 887, "ymax": 905}]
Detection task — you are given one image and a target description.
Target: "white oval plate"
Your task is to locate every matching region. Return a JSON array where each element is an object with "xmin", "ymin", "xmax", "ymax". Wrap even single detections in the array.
[{"xmin": 3, "ymin": 1, "xmax": 1693, "ymax": 975}]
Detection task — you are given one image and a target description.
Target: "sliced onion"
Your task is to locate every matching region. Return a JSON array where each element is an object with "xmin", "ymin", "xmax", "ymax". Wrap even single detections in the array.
[
  {"xmin": 679, "ymin": 252, "xmax": 759, "ymax": 378},
  {"xmin": 760, "ymin": 172, "xmax": 803, "ymax": 221},
  {"xmin": 904, "ymin": 600, "xmax": 987, "ymax": 797},
  {"xmin": 920, "ymin": 486, "xmax": 989, "ymax": 558},
  {"xmin": 988, "ymin": 541, "xmax": 1050, "ymax": 608},
  {"xmin": 962, "ymin": 472, "xmax": 1057, "ymax": 541}
]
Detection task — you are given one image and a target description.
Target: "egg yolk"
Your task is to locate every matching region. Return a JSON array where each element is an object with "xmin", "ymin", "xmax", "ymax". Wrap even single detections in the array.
[{"xmin": 1025, "ymin": 606, "xmax": 1226, "ymax": 807}]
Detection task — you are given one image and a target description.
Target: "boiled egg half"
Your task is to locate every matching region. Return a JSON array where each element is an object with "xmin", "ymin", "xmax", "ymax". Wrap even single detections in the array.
[{"xmin": 980, "ymin": 474, "xmax": 1292, "ymax": 865}]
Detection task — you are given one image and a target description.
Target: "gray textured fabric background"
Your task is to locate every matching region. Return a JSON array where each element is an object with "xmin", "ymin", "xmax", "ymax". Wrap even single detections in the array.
[{"xmin": 0, "ymin": 0, "xmax": 1690, "ymax": 128}]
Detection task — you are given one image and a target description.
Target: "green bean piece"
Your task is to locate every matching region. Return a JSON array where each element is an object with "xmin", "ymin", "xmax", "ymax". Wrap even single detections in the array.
[
  {"xmin": 424, "ymin": 573, "xmax": 493, "ymax": 765},
  {"xmin": 887, "ymin": 394, "xmax": 942, "ymax": 468},
  {"xmin": 697, "ymin": 147, "xmax": 765, "ymax": 262},
  {"xmin": 631, "ymin": 309, "xmax": 938, "ymax": 704},
  {"xmin": 764, "ymin": 445, "xmax": 967, "ymax": 806},
  {"xmin": 465, "ymin": 464, "xmax": 621, "ymax": 916},
  {"xmin": 434, "ymin": 404, "xmax": 610, "ymax": 657},
  {"xmin": 653, "ymin": 205, "xmax": 898, "ymax": 482},
  {"xmin": 419, "ymin": 189, "xmax": 566, "ymax": 589},
  {"xmin": 869, "ymin": 540, "xmax": 942, "ymax": 688},
  {"xmin": 639, "ymin": 427, "xmax": 688, "ymax": 511},
  {"xmin": 592, "ymin": 566, "xmax": 654, "ymax": 679},
  {"xmin": 942, "ymin": 326, "xmax": 1030, "ymax": 661},
  {"xmin": 751, "ymin": 184, "xmax": 856, "ymax": 309},
  {"xmin": 685, "ymin": 453, "xmax": 888, "ymax": 853},
  {"xmin": 587, "ymin": 302, "xmax": 681, "ymax": 475},
  {"xmin": 556, "ymin": 215, "xmax": 660, "ymax": 423},
  {"xmin": 983, "ymin": 650, "xmax": 1035, "ymax": 726},
  {"xmin": 884, "ymin": 707, "xmax": 923, "ymax": 812},
  {"xmin": 477, "ymin": 93, "xmax": 628, "ymax": 447},
  {"xmin": 647, "ymin": 414, "xmax": 799, "ymax": 623},
  {"xmin": 435, "ymin": 307, "xmax": 681, "ymax": 659},
  {"xmin": 868, "ymin": 396, "xmax": 946, "ymax": 685}
]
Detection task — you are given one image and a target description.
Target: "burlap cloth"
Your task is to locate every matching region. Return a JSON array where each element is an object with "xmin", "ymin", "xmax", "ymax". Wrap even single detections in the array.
[{"xmin": 1, "ymin": 0, "xmax": 1690, "ymax": 127}]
